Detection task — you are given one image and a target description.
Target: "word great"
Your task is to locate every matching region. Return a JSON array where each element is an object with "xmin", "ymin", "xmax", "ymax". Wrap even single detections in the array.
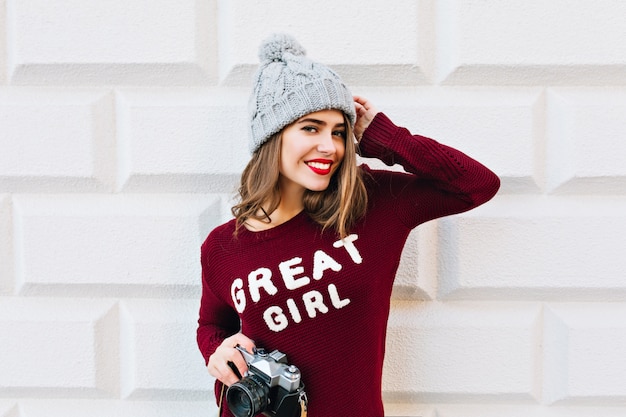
[{"xmin": 230, "ymin": 234, "xmax": 362, "ymax": 332}]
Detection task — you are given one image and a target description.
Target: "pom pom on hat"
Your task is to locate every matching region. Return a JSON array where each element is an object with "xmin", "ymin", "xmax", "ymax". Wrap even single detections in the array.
[
  {"xmin": 248, "ymin": 33, "xmax": 356, "ymax": 154},
  {"xmin": 258, "ymin": 33, "xmax": 306, "ymax": 62}
]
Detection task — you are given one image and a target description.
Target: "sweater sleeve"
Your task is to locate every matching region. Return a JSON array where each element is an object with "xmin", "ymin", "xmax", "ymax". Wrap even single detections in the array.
[
  {"xmin": 358, "ymin": 112, "xmax": 500, "ymax": 228},
  {"xmin": 196, "ymin": 243, "xmax": 241, "ymax": 365}
]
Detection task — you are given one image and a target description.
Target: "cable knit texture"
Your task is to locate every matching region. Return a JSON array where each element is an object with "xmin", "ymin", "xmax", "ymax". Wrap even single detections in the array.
[{"xmin": 248, "ymin": 33, "xmax": 356, "ymax": 154}]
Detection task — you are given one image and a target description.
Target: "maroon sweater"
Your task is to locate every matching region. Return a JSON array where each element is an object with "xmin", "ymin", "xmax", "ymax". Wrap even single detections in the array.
[{"xmin": 197, "ymin": 113, "xmax": 500, "ymax": 416}]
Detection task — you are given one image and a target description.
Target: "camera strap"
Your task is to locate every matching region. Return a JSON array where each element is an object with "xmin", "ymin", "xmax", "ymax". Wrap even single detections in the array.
[
  {"xmin": 217, "ymin": 382, "xmax": 225, "ymax": 416},
  {"xmin": 298, "ymin": 388, "xmax": 308, "ymax": 417}
]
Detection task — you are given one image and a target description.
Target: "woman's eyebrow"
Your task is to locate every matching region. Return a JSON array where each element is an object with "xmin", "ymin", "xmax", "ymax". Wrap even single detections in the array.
[
  {"xmin": 296, "ymin": 118, "xmax": 346, "ymax": 128},
  {"xmin": 297, "ymin": 118, "xmax": 325, "ymax": 125}
]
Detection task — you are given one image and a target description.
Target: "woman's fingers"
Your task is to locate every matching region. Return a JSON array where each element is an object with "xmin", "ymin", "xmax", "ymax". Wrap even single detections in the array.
[{"xmin": 207, "ymin": 333, "xmax": 256, "ymax": 386}]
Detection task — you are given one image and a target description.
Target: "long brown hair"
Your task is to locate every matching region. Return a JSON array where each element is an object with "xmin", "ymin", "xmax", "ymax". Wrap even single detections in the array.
[{"xmin": 232, "ymin": 113, "xmax": 368, "ymax": 238}]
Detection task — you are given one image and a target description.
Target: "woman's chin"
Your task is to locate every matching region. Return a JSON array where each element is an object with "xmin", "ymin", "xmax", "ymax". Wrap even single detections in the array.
[{"xmin": 306, "ymin": 182, "xmax": 331, "ymax": 192}]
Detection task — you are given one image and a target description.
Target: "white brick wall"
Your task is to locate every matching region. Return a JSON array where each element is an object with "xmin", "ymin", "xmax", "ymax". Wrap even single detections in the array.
[
  {"xmin": 436, "ymin": 0, "xmax": 626, "ymax": 85},
  {"xmin": 546, "ymin": 88, "xmax": 626, "ymax": 193},
  {"xmin": 0, "ymin": 298, "xmax": 118, "ymax": 396},
  {"xmin": 12, "ymin": 194, "xmax": 220, "ymax": 297},
  {"xmin": 7, "ymin": 0, "xmax": 216, "ymax": 85},
  {"xmin": 115, "ymin": 88, "xmax": 249, "ymax": 192},
  {"xmin": 1, "ymin": 1, "xmax": 625, "ymax": 416},
  {"xmin": 0, "ymin": 89, "xmax": 115, "ymax": 192}
]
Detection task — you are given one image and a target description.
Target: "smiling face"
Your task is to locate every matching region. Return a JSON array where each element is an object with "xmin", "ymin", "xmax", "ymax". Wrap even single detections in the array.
[{"xmin": 279, "ymin": 109, "xmax": 347, "ymax": 198}]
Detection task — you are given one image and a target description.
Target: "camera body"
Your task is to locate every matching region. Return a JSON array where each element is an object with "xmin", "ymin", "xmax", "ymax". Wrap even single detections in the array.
[{"xmin": 226, "ymin": 346, "xmax": 305, "ymax": 417}]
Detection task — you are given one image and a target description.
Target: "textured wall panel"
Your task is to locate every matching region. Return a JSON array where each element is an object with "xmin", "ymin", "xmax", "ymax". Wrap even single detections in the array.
[
  {"xmin": 12, "ymin": 195, "xmax": 221, "ymax": 297},
  {"xmin": 383, "ymin": 301, "xmax": 542, "ymax": 402},
  {"xmin": 437, "ymin": 0, "xmax": 626, "ymax": 85},
  {"xmin": 0, "ymin": 90, "xmax": 114, "ymax": 192},
  {"xmin": 0, "ymin": 298, "xmax": 118, "ymax": 397},
  {"xmin": 119, "ymin": 299, "xmax": 209, "ymax": 400},
  {"xmin": 116, "ymin": 89, "xmax": 249, "ymax": 193},
  {"xmin": 438, "ymin": 196, "xmax": 626, "ymax": 300},
  {"xmin": 6, "ymin": 0, "xmax": 216, "ymax": 85},
  {"xmin": 544, "ymin": 303, "xmax": 626, "ymax": 404},
  {"xmin": 217, "ymin": 0, "xmax": 429, "ymax": 86},
  {"xmin": 393, "ymin": 223, "xmax": 438, "ymax": 300},
  {"xmin": 0, "ymin": 196, "xmax": 11, "ymax": 295},
  {"xmin": 0, "ymin": 0, "xmax": 6, "ymax": 84},
  {"xmin": 16, "ymin": 400, "xmax": 214, "ymax": 417},
  {"xmin": 357, "ymin": 87, "xmax": 542, "ymax": 193},
  {"xmin": 433, "ymin": 404, "xmax": 626, "ymax": 417},
  {"xmin": 385, "ymin": 404, "xmax": 435, "ymax": 417},
  {"xmin": 0, "ymin": 403, "xmax": 18, "ymax": 417},
  {"xmin": 546, "ymin": 88, "xmax": 626, "ymax": 194},
  {"xmin": 440, "ymin": 197, "xmax": 626, "ymax": 300}
]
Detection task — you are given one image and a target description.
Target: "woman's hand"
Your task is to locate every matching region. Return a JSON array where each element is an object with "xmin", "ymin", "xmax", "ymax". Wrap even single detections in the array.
[
  {"xmin": 207, "ymin": 333, "xmax": 256, "ymax": 386},
  {"xmin": 353, "ymin": 95, "xmax": 379, "ymax": 141}
]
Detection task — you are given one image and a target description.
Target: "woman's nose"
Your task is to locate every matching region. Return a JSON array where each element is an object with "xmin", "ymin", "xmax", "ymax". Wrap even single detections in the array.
[{"xmin": 316, "ymin": 132, "xmax": 336, "ymax": 154}]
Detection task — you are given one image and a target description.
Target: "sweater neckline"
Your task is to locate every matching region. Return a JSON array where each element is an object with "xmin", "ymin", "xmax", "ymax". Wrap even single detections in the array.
[{"xmin": 237, "ymin": 210, "xmax": 310, "ymax": 241}]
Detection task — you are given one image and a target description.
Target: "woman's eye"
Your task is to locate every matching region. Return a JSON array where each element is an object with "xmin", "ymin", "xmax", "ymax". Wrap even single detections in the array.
[
  {"xmin": 302, "ymin": 126, "xmax": 317, "ymax": 133},
  {"xmin": 333, "ymin": 131, "xmax": 347, "ymax": 139}
]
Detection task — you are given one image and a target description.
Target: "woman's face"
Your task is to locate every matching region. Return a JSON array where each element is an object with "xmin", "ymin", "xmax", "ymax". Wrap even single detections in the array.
[{"xmin": 279, "ymin": 109, "xmax": 346, "ymax": 195}]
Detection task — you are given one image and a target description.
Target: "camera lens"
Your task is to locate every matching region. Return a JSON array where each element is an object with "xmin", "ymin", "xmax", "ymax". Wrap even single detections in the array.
[{"xmin": 226, "ymin": 375, "xmax": 270, "ymax": 417}]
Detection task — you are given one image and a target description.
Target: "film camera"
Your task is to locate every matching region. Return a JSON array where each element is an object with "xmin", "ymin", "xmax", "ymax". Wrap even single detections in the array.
[{"xmin": 226, "ymin": 345, "xmax": 306, "ymax": 417}]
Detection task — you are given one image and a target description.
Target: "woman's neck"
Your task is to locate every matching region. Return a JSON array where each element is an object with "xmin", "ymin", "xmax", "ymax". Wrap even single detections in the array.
[
  {"xmin": 244, "ymin": 190, "xmax": 304, "ymax": 232},
  {"xmin": 244, "ymin": 205, "xmax": 303, "ymax": 231}
]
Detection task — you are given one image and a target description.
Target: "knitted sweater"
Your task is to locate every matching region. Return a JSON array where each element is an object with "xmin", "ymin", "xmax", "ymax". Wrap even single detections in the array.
[{"xmin": 197, "ymin": 113, "xmax": 500, "ymax": 416}]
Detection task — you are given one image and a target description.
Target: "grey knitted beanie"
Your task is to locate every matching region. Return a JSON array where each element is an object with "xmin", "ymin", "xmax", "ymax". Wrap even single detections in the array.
[{"xmin": 248, "ymin": 33, "xmax": 356, "ymax": 154}]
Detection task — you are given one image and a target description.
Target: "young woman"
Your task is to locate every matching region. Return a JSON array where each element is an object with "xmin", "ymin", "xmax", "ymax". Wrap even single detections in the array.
[{"xmin": 197, "ymin": 33, "xmax": 500, "ymax": 417}]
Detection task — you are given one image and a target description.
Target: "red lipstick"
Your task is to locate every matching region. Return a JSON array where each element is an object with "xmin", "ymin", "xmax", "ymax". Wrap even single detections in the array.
[{"xmin": 306, "ymin": 159, "xmax": 333, "ymax": 175}]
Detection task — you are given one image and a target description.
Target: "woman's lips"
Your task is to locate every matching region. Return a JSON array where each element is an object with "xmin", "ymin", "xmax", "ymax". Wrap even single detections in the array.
[{"xmin": 306, "ymin": 159, "xmax": 333, "ymax": 175}]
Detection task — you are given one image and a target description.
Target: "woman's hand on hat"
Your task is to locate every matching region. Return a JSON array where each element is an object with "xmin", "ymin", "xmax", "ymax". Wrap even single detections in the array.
[
  {"xmin": 207, "ymin": 333, "xmax": 256, "ymax": 386},
  {"xmin": 353, "ymin": 95, "xmax": 379, "ymax": 141}
]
